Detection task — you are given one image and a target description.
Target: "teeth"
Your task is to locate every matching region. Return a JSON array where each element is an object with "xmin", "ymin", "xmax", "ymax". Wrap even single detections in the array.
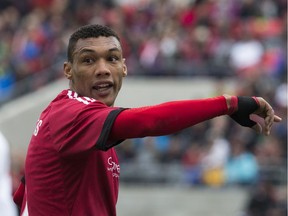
[
  {"xmin": 94, "ymin": 83, "xmax": 111, "ymax": 90},
  {"xmin": 98, "ymin": 84, "xmax": 109, "ymax": 88}
]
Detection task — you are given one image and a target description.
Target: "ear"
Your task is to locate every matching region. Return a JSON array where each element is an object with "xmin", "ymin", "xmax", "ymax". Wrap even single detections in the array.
[
  {"xmin": 64, "ymin": 62, "xmax": 72, "ymax": 80},
  {"xmin": 122, "ymin": 58, "xmax": 128, "ymax": 77}
]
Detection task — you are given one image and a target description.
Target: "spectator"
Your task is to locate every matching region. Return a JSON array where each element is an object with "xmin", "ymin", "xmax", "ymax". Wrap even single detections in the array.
[
  {"xmin": 224, "ymin": 135, "xmax": 259, "ymax": 185},
  {"xmin": 244, "ymin": 180, "xmax": 286, "ymax": 216}
]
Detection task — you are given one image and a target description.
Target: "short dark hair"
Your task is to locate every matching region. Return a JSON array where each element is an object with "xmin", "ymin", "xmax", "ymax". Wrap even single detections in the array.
[{"xmin": 67, "ymin": 24, "xmax": 120, "ymax": 62}]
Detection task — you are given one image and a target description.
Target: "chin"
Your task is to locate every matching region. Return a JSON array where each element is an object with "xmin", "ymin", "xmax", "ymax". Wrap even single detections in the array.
[{"xmin": 100, "ymin": 99, "xmax": 114, "ymax": 107}]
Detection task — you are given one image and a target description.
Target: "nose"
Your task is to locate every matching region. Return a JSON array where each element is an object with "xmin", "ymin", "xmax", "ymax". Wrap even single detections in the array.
[{"xmin": 95, "ymin": 59, "xmax": 111, "ymax": 77}]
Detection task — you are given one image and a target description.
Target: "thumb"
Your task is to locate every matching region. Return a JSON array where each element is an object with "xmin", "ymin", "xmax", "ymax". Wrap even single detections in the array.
[{"xmin": 252, "ymin": 123, "xmax": 262, "ymax": 134}]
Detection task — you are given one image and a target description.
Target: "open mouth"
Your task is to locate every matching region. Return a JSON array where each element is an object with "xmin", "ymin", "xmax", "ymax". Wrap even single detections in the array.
[{"xmin": 93, "ymin": 82, "xmax": 113, "ymax": 92}]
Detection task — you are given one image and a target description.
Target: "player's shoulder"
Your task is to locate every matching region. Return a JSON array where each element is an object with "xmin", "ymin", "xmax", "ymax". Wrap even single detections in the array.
[
  {"xmin": 65, "ymin": 90, "xmax": 97, "ymax": 105},
  {"xmin": 54, "ymin": 90, "xmax": 94, "ymax": 105},
  {"xmin": 53, "ymin": 89, "xmax": 107, "ymax": 109},
  {"xmin": 44, "ymin": 90, "xmax": 99, "ymax": 121}
]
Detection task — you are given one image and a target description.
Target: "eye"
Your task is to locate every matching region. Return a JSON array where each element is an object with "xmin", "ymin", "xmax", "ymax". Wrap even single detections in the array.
[
  {"xmin": 108, "ymin": 55, "xmax": 119, "ymax": 62},
  {"xmin": 82, "ymin": 57, "xmax": 94, "ymax": 64}
]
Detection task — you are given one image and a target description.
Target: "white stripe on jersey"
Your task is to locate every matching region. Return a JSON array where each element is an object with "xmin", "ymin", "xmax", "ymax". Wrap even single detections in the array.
[
  {"xmin": 67, "ymin": 90, "xmax": 95, "ymax": 105},
  {"xmin": 67, "ymin": 90, "xmax": 73, "ymax": 99},
  {"xmin": 84, "ymin": 97, "xmax": 96, "ymax": 102},
  {"xmin": 22, "ymin": 201, "xmax": 28, "ymax": 216}
]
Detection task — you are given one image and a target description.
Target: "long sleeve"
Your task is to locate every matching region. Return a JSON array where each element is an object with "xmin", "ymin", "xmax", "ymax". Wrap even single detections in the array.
[{"xmin": 110, "ymin": 96, "xmax": 229, "ymax": 140}]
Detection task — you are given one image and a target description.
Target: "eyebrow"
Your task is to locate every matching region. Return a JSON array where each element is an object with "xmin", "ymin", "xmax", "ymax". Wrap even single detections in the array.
[{"xmin": 77, "ymin": 47, "xmax": 121, "ymax": 55}]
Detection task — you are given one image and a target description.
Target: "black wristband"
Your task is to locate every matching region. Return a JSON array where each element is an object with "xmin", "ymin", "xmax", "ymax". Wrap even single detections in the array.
[{"xmin": 230, "ymin": 96, "xmax": 259, "ymax": 127}]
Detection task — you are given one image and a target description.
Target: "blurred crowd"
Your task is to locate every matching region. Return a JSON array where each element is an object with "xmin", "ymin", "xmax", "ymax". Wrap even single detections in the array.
[
  {"xmin": 0, "ymin": 0, "xmax": 286, "ymax": 215},
  {"xmin": 0, "ymin": 0, "xmax": 287, "ymax": 101}
]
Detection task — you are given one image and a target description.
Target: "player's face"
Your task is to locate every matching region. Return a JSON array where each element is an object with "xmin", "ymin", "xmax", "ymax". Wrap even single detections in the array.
[{"xmin": 64, "ymin": 36, "xmax": 127, "ymax": 106}]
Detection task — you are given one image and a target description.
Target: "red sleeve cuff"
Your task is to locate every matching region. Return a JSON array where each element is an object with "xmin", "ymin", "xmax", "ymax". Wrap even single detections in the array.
[{"xmin": 227, "ymin": 96, "xmax": 238, "ymax": 115}]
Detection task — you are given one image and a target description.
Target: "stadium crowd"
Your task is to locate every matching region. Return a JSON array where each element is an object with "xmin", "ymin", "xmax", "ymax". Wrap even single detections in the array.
[
  {"xmin": 0, "ymin": 0, "xmax": 286, "ymax": 215},
  {"xmin": 0, "ymin": 0, "xmax": 286, "ymax": 100}
]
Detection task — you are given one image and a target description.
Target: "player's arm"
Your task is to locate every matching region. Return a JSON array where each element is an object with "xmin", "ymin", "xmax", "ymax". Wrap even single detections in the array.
[
  {"xmin": 110, "ymin": 95, "xmax": 281, "ymax": 140},
  {"xmin": 110, "ymin": 96, "xmax": 228, "ymax": 140}
]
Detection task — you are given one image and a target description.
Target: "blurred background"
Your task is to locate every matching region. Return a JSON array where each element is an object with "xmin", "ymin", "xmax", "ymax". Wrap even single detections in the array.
[{"xmin": 0, "ymin": 0, "xmax": 286, "ymax": 215}]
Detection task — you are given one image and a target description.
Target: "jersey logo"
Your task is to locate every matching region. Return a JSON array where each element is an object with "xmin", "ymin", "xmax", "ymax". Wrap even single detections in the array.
[
  {"xmin": 107, "ymin": 157, "xmax": 120, "ymax": 178},
  {"xmin": 67, "ymin": 90, "xmax": 96, "ymax": 105}
]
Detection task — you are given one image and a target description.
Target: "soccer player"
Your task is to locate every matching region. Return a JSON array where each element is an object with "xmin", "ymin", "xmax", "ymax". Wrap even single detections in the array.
[{"xmin": 13, "ymin": 24, "xmax": 281, "ymax": 216}]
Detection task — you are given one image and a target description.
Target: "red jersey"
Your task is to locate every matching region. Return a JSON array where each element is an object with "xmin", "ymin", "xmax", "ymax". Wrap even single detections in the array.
[
  {"xmin": 22, "ymin": 90, "xmax": 125, "ymax": 216},
  {"xmin": 16, "ymin": 90, "xmax": 232, "ymax": 215}
]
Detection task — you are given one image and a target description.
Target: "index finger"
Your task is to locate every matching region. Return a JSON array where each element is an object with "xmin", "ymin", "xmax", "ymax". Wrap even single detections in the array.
[{"xmin": 274, "ymin": 115, "xmax": 282, "ymax": 122}]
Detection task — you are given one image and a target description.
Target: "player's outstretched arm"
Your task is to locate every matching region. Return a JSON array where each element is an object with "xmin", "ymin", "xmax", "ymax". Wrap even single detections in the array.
[
  {"xmin": 110, "ymin": 95, "xmax": 282, "ymax": 141},
  {"xmin": 224, "ymin": 95, "xmax": 282, "ymax": 136}
]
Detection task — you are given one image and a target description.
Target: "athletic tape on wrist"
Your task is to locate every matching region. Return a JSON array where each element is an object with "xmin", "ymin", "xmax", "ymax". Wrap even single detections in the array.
[{"xmin": 229, "ymin": 96, "xmax": 259, "ymax": 127}]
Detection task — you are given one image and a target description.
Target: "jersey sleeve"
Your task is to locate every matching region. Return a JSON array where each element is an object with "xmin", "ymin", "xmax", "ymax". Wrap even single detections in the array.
[
  {"xmin": 49, "ymin": 99, "xmax": 126, "ymax": 156},
  {"xmin": 110, "ymin": 96, "xmax": 229, "ymax": 140}
]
